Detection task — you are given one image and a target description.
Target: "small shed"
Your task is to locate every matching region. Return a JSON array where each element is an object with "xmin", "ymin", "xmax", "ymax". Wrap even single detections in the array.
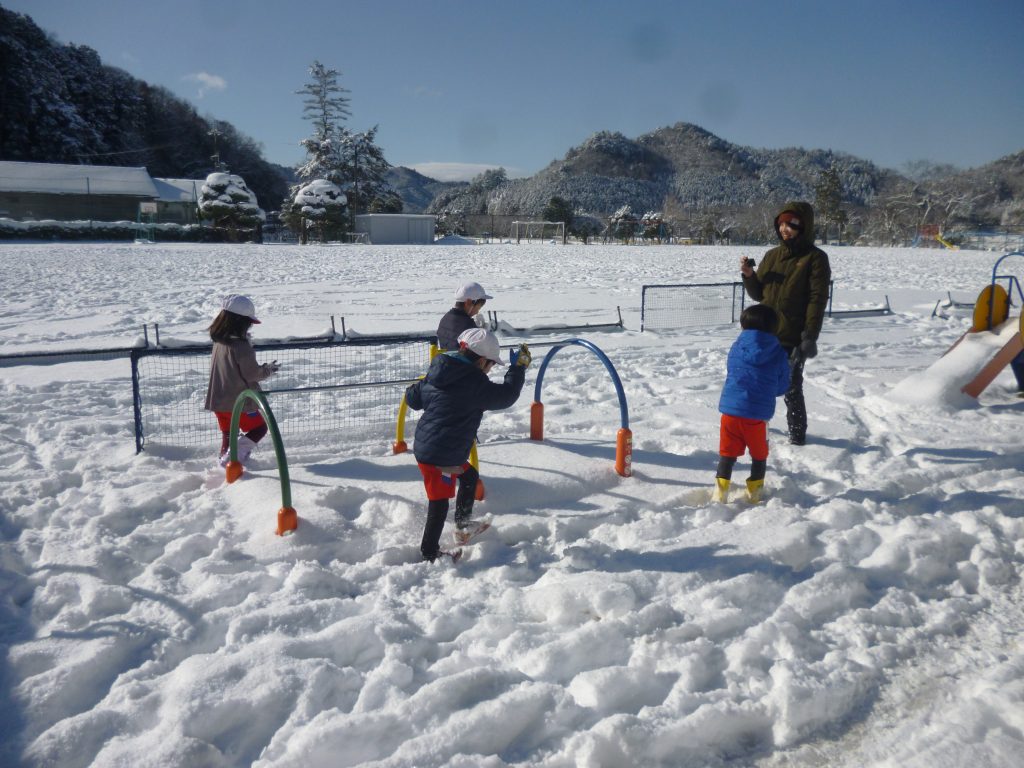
[
  {"xmin": 354, "ymin": 213, "xmax": 435, "ymax": 244},
  {"xmin": 0, "ymin": 161, "xmax": 158, "ymax": 222},
  {"xmin": 152, "ymin": 178, "xmax": 203, "ymax": 224}
]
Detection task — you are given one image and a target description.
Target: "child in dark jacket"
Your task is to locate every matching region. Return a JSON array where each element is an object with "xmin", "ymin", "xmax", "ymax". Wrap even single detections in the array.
[
  {"xmin": 436, "ymin": 281, "xmax": 492, "ymax": 351},
  {"xmin": 405, "ymin": 327, "xmax": 530, "ymax": 561},
  {"xmin": 715, "ymin": 304, "xmax": 790, "ymax": 503}
]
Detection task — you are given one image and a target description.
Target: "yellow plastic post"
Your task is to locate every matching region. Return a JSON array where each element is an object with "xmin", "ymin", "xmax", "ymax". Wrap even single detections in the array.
[
  {"xmin": 469, "ymin": 442, "xmax": 485, "ymax": 500},
  {"xmin": 393, "ymin": 343, "xmax": 440, "ymax": 454}
]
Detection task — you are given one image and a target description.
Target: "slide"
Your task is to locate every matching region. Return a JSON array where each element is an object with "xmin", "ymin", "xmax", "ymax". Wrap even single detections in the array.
[
  {"xmin": 890, "ymin": 316, "xmax": 1022, "ymax": 406},
  {"xmin": 935, "ymin": 234, "xmax": 959, "ymax": 250}
]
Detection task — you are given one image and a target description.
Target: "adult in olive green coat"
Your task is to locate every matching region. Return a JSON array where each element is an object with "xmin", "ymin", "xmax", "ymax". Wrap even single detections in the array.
[{"xmin": 740, "ymin": 201, "xmax": 831, "ymax": 445}]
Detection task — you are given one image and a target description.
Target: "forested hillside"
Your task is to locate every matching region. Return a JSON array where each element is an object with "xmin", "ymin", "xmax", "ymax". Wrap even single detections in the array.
[
  {"xmin": 429, "ymin": 124, "xmax": 1024, "ymax": 244},
  {"xmin": 0, "ymin": 6, "xmax": 288, "ymax": 209}
]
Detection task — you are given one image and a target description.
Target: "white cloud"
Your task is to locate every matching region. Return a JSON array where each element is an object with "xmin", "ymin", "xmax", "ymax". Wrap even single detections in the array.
[
  {"xmin": 410, "ymin": 162, "xmax": 527, "ymax": 182},
  {"xmin": 183, "ymin": 72, "xmax": 227, "ymax": 98}
]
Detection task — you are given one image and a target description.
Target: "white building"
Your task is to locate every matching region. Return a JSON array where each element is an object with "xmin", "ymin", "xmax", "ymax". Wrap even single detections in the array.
[{"xmin": 354, "ymin": 214, "xmax": 435, "ymax": 244}]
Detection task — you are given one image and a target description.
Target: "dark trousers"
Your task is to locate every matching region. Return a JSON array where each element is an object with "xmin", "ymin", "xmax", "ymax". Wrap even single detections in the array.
[
  {"xmin": 783, "ymin": 347, "xmax": 807, "ymax": 442},
  {"xmin": 1012, "ymin": 351, "xmax": 1024, "ymax": 391},
  {"xmin": 420, "ymin": 466, "xmax": 479, "ymax": 560}
]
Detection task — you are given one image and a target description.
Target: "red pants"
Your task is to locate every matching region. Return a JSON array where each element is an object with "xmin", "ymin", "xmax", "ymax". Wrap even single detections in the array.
[
  {"xmin": 417, "ymin": 462, "xmax": 471, "ymax": 501},
  {"xmin": 215, "ymin": 411, "xmax": 265, "ymax": 433},
  {"xmin": 719, "ymin": 414, "xmax": 769, "ymax": 461}
]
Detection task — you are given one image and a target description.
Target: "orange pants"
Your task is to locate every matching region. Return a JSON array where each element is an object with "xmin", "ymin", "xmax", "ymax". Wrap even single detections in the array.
[
  {"xmin": 719, "ymin": 414, "xmax": 769, "ymax": 461},
  {"xmin": 215, "ymin": 410, "xmax": 265, "ymax": 433},
  {"xmin": 417, "ymin": 462, "xmax": 471, "ymax": 501}
]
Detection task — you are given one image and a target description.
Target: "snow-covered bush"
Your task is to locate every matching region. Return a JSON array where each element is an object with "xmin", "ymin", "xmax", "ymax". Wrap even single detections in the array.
[
  {"xmin": 198, "ymin": 172, "xmax": 266, "ymax": 239},
  {"xmin": 283, "ymin": 179, "xmax": 347, "ymax": 243}
]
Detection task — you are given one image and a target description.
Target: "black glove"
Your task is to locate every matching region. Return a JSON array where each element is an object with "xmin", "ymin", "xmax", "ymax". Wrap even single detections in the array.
[
  {"xmin": 268, "ymin": 359, "xmax": 280, "ymax": 373},
  {"xmin": 799, "ymin": 337, "xmax": 818, "ymax": 359}
]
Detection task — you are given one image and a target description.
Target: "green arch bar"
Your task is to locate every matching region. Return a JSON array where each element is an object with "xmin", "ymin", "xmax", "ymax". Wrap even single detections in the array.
[{"xmin": 228, "ymin": 388, "xmax": 292, "ymax": 509}]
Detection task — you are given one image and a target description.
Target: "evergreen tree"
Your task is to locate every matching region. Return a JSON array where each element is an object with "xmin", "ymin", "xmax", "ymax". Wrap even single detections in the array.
[
  {"xmin": 296, "ymin": 61, "xmax": 351, "ymax": 142},
  {"xmin": 542, "ymin": 196, "xmax": 574, "ymax": 228},
  {"xmin": 295, "ymin": 61, "xmax": 351, "ymax": 187},
  {"xmin": 199, "ymin": 172, "xmax": 265, "ymax": 241},
  {"xmin": 284, "ymin": 179, "xmax": 347, "ymax": 243},
  {"xmin": 337, "ymin": 125, "xmax": 401, "ymax": 217}
]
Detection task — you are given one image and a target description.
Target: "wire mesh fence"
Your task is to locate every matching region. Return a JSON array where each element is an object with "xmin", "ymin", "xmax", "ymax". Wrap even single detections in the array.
[
  {"xmin": 641, "ymin": 282, "xmax": 747, "ymax": 331},
  {"xmin": 131, "ymin": 336, "xmax": 434, "ymax": 451}
]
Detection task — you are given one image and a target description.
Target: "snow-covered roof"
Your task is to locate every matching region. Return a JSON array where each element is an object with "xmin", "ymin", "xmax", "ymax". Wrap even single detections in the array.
[
  {"xmin": 0, "ymin": 161, "xmax": 158, "ymax": 197},
  {"xmin": 151, "ymin": 178, "xmax": 202, "ymax": 203}
]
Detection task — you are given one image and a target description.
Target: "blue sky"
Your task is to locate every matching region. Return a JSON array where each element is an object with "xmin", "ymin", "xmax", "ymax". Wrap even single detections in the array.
[{"xmin": 8, "ymin": 0, "xmax": 1024, "ymax": 181}]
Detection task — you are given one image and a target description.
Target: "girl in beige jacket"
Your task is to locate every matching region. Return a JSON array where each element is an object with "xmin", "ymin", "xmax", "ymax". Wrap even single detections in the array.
[{"xmin": 204, "ymin": 295, "xmax": 278, "ymax": 465}]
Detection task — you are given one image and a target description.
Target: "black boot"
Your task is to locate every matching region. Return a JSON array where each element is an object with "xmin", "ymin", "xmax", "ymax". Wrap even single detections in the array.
[
  {"xmin": 453, "ymin": 466, "xmax": 479, "ymax": 529},
  {"xmin": 786, "ymin": 353, "xmax": 807, "ymax": 445},
  {"xmin": 420, "ymin": 499, "xmax": 449, "ymax": 561}
]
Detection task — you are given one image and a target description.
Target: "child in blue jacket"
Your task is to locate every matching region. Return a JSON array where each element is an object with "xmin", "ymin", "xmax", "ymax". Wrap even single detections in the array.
[
  {"xmin": 405, "ymin": 328, "xmax": 531, "ymax": 561},
  {"xmin": 714, "ymin": 304, "xmax": 791, "ymax": 503}
]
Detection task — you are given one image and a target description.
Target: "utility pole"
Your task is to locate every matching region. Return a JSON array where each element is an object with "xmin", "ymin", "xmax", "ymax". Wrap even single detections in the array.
[{"xmin": 209, "ymin": 128, "xmax": 226, "ymax": 171}]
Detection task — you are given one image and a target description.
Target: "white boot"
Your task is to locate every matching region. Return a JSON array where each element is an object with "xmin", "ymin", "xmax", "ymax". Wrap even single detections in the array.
[{"xmin": 236, "ymin": 435, "xmax": 258, "ymax": 463}]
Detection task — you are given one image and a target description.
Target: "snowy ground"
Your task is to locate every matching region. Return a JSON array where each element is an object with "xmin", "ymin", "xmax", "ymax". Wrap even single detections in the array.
[{"xmin": 1, "ymin": 242, "xmax": 1022, "ymax": 768}]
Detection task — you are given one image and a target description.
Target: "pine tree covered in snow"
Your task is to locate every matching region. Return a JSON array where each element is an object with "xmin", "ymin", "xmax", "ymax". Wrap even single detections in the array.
[
  {"xmin": 283, "ymin": 179, "xmax": 347, "ymax": 243},
  {"xmin": 198, "ymin": 172, "xmax": 265, "ymax": 240}
]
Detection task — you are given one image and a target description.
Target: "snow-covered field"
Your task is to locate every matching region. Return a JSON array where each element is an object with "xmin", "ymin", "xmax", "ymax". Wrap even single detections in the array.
[{"xmin": 1, "ymin": 241, "xmax": 1022, "ymax": 768}]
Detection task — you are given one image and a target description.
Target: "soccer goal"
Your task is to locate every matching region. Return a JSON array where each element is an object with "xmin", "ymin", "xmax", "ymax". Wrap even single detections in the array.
[
  {"xmin": 511, "ymin": 220, "xmax": 565, "ymax": 244},
  {"xmin": 641, "ymin": 282, "xmax": 747, "ymax": 331}
]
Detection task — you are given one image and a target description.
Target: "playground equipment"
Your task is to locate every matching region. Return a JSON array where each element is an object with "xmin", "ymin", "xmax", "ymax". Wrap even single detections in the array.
[
  {"xmin": 224, "ymin": 388, "xmax": 297, "ymax": 535},
  {"xmin": 931, "ymin": 291, "xmax": 975, "ymax": 318},
  {"xmin": 485, "ymin": 307, "xmax": 624, "ymax": 335},
  {"xmin": 935, "ymin": 234, "xmax": 959, "ymax": 250},
  {"xmin": 529, "ymin": 338, "xmax": 632, "ymax": 477},
  {"xmin": 942, "ymin": 252, "xmax": 1024, "ymax": 398},
  {"xmin": 392, "ymin": 343, "xmax": 485, "ymax": 500}
]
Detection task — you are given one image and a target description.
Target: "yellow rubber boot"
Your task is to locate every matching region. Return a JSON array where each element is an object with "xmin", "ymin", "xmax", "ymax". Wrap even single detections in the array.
[
  {"xmin": 712, "ymin": 477, "xmax": 730, "ymax": 502},
  {"xmin": 746, "ymin": 478, "xmax": 764, "ymax": 504}
]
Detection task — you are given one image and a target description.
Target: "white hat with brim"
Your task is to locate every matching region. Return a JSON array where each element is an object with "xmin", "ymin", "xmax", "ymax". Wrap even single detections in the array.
[
  {"xmin": 222, "ymin": 294, "xmax": 260, "ymax": 323},
  {"xmin": 457, "ymin": 327, "xmax": 503, "ymax": 364},
  {"xmin": 455, "ymin": 281, "xmax": 493, "ymax": 302}
]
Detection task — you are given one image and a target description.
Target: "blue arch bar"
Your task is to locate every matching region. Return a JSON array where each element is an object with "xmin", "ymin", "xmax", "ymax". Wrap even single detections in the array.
[{"xmin": 532, "ymin": 338, "xmax": 629, "ymax": 429}]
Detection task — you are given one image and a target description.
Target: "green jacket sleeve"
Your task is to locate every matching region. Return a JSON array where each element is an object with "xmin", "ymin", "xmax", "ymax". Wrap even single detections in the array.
[{"xmin": 802, "ymin": 250, "xmax": 832, "ymax": 341}]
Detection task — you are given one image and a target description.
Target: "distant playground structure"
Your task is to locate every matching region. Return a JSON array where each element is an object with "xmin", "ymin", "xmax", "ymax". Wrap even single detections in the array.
[
  {"xmin": 911, "ymin": 225, "xmax": 959, "ymax": 250},
  {"xmin": 941, "ymin": 251, "xmax": 1024, "ymax": 398},
  {"xmin": 912, "ymin": 226, "xmax": 1024, "ymax": 252}
]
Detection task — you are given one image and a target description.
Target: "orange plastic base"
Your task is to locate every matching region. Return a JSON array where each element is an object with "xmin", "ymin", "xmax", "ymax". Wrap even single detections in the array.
[
  {"xmin": 225, "ymin": 461, "xmax": 244, "ymax": 484},
  {"xmin": 276, "ymin": 506, "xmax": 298, "ymax": 536},
  {"xmin": 392, "ymin": 440, "xmax": 408, "ymax": 454},
  {"xmin": 615, "ymin": 428, "xmax": 633, "ymax": 477},
  {"xmin": 530, "ymin": 401, "xmax": 544, "ymax": 441}
]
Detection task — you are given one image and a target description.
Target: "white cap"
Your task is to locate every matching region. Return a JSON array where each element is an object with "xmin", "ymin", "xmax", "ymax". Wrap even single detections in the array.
[
  {"xmin": 222, "ymin": 294, "xmax": 260, "ymax": 323},
  {"xmin": 457, "ymin": 327, "xmax": 502, "ymax": 364},
  {"xmin": 454, "ymin": 281, "xmax": 493, "ymax": 302}
]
